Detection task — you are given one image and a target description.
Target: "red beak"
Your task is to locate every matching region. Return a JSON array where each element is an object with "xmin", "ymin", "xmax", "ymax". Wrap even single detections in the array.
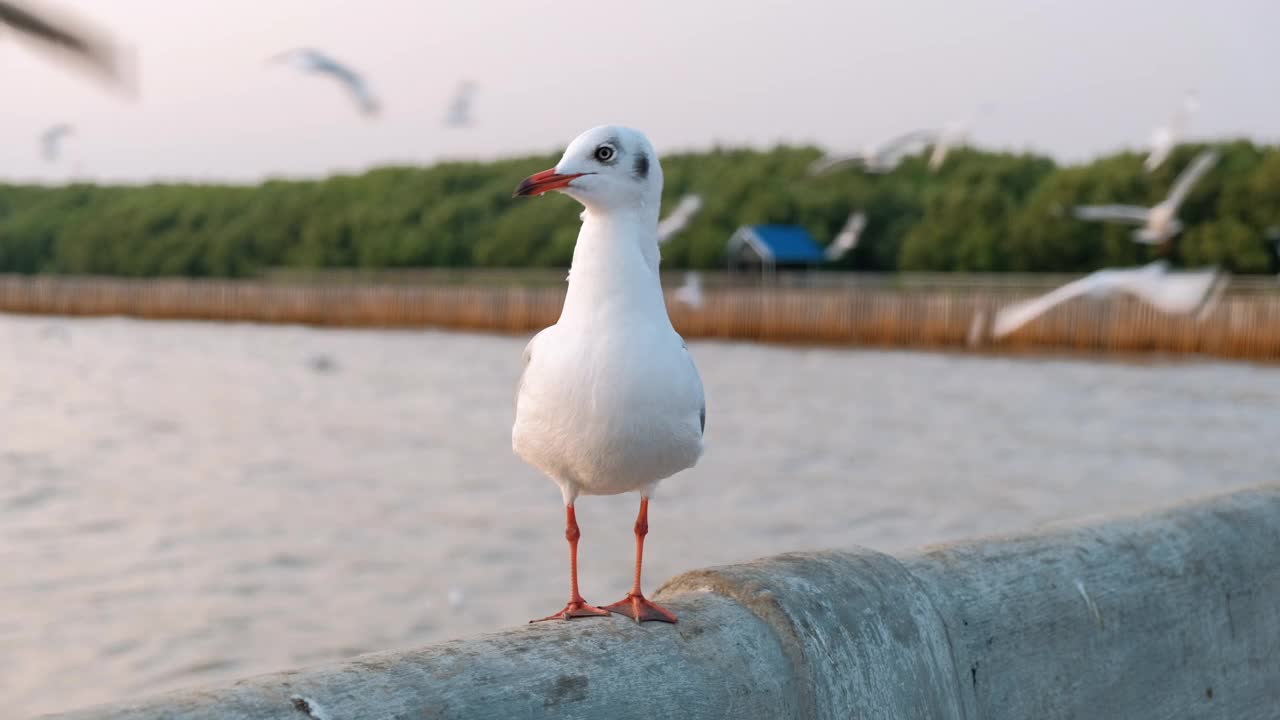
[{"xmin": 513, "ymin": 167, "xmax": 587, "ymax": 197}]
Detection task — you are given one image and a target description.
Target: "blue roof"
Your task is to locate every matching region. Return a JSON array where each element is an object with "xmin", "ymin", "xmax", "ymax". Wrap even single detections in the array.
[{"xmin": 748, "ymin": 225, "xmax": 825, "ymax": 264}]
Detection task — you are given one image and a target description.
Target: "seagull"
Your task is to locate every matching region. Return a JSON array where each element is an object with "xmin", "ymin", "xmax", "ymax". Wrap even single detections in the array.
[
  {"xmin": 1145, "ymin": 91, "xmax": 1199, "ymax": 172},
  {"xmin": 269, "ymin": 48, "xmax": 379, "ymax": 116},
  {"xmin": 927, "ymin": 104, "xmax": 995, "ymax": 172},
  {"xmin": 512, "ymin": 126, "xmax": 706, "ymax": 624},
  {"xmin": 39, "ymin": 123, "xmax": 72, "ymax": 162},
  {"xmin": 824, "ymin": 211, "xmax": 867, "ymax": 262},
  {"xmin": 444, "ymin": 81, "xmax": 476, "ymax": 127},
  {"xmin": 673, "ymin": 271, "xmax": 703, "ymax": 310},
  {"xmin": 1073, "ymin": 149, "xmax": 1218, "ymax": 245},
  {"xmin": 992, "ymin": 260, "xmax": 1224, "ymax": 338},
  {"xmin": 0, "ymin": 0, "xmax": 133, "ymax": 92},
  {"xmin": 656, "ymin": 193, "xmax": 702, "ymax": 244},
  {"xmin": 809, "ymin": 129, "xmax": 937, "ymax": 175}
]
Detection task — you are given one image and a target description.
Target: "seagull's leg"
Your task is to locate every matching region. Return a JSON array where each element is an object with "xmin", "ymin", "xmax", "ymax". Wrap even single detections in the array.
[
  {"xmin": 531, "ymin": 504, "xmax": 608, "ymax": 622},
  {"xmin": 604, "ymin": 496, "xmax": 677, "ymax": 624}
]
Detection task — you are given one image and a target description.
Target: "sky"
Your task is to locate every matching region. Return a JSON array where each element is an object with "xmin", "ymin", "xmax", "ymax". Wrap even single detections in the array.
[{"xmin": 1, "ymin": 0, "xmax": 1277, "ymax": 184}]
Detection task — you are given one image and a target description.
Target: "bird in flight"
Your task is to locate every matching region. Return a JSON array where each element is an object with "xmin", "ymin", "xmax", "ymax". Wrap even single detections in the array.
[
  {"xmin": 0, "ymin": 1, "xmax": 134, "ymax": 94},
  {"xmin": 1073, "ymin": 149, "xmax": 1219, "ymax": 245},
  {"xmin": 268, "ymin": 48, "xmax": 380, "ymax": 117},
  {"xmin": 992, "ymin": 260, "xmax": 1224, "ymax": 339}
]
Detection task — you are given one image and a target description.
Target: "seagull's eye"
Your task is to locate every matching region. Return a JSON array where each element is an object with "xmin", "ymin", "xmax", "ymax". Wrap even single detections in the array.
[{"xmin": 594, "ymin": 145, "xmax": 616, "ymax": 163}]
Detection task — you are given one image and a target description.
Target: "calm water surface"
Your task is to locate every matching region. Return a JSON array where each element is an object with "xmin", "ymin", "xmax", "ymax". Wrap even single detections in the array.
[{"xmin": 2, "ymin": 314, "xmax": 1277, "ymax": 716}]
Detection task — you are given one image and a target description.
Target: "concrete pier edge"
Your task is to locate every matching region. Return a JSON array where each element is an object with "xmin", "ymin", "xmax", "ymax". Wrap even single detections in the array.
[{"xmin": 43, "ymin": 485, "xmax": 1280, "ymax": 719}]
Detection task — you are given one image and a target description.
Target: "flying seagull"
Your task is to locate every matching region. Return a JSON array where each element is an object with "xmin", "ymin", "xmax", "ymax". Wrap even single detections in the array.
[
  {"xmin": 824, "ymin": 211, "xmax": 867, "ymax": 262},
  {"xmin": 992, "ymin": 260, "xmax": 1224, "ymax": 338},
  {"xmin": 1073, "ymin": 149, "xmax": 1218, "ymax": 245},
  {"xmin": 269, "ymin": 48, "xmax": 379, "ymax": 116},
  {"xmin": 444, "ymin": 81, "xmax": 476, "ymax": 127},
  {"xmin": 927, "ymin": 104, "xmax": 996, "ymax": 172},
  {"xmin": 1145, "ymin": 91, "xmax": 1199, "ymax": 172},
  {"xmin": 656, "ymin": 193, "xmax": 702, "ymax": 245},
  {"xmin": 0, "ymin": 0, "xmax": 133, "ymax": 93},
  {"xmin": 512, "ymin": 125, "xmax": 706, "ymax": 624},
  {"xmin": 673, "ymin": 271, "xmax": 704, "ymax": 310},
  {"xmin": 39, "ymin": 122, "xmax": 72, "ymax": 161},
  {"xmin": 809, "ymin": 129, "xmax": 937, "ymax": 175}
]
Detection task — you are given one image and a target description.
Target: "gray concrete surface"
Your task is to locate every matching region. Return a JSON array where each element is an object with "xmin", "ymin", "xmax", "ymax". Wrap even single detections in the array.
[{"xmin": 44, "ymin": 486, "xmax": 1280, "ymax": 720}]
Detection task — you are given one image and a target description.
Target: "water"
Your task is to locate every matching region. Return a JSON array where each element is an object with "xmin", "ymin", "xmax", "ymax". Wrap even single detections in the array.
[{"xmin": 2, "ymin": 314, "xmax": 1277, "ymax": 717}]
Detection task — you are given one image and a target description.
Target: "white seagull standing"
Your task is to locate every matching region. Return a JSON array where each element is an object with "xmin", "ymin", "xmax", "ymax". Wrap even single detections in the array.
[
  {"xmin": 1074, "ymin": 149, "xmax": 1218, "ymax": 245},
  {"xmin": 269, "ymin": 48, "xmax": 380, "ymax": 116},
  {"xmin": 40, "ymin": 123, "xmax": 73, "ymax": 162},
  {"xmin": 824, "ymin": 211, "xmax": 867, "ymax": 262},
  {"xmin": 992, "ymin": 260, "xmax": 1224, "ymax": 338},
  {"xmin": 1145, "ymin": 91, "xmax": 1199, "ymax": 172},
  {"xmin": 809, "ymin": 129, "xmax": 937, "ymax": 175},
  {"xmin": 512, "ymin": 126, "xmax": 706, "ymax": 624}
]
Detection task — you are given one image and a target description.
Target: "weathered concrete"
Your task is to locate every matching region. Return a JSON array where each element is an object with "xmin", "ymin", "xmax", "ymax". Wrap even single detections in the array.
[{"xmin": 45, "ymin": 486, "xmax": 1280, "ymax": 720}]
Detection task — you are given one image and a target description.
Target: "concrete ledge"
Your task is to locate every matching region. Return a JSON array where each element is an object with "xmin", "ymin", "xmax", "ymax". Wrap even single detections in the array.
[{"xmin": 45, "ymin": 486, "xmax": 1280, "ymax": 719}]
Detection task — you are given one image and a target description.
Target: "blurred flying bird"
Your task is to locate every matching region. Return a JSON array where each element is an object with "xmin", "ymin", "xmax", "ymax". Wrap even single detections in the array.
[
  {"xmin": 39, "ymin": 123, "xmax": 72, "ymax": 161},
  {"xmin": 824, "ymin": 211, "xmax": 867, "ymax": 262},
  {"xmin": 673, "ymin": 271, "xmax": 704, "ymax": 310},
  {"xmin": 1073, "ymin": 149, "xmax": 1218, "ymax": 245},
  {"xmin": 444, "ymin": 81, "xmax": 476, "ymax": 127},
  {"xmin": 927, "ymin": 104, "xmax": 995, "ymax": 172},
  {"xmin": 269, "ymin": 48, "xmax": 379, "ymax": 116},
  {"xmin": 656, "ymin": 194, "xmax": 702, "ymax": 244},
  {"xmin": 1145, "ymin": 91, "xmax": 1199, "ymax": 172},
  {"xmin": 992, "ymin": 260, "xmax": 1224, "ymax": 338},
  {"xmin": 512, "ymin": 125, "xmax": 705, "ymax": 624},
  {"xmin": 809, "ymin": 130, "xmax": 937, "ymax": 175},
  {"xmin": 0, "ymin": 0, "xmax": 134, "ymax": 93}
]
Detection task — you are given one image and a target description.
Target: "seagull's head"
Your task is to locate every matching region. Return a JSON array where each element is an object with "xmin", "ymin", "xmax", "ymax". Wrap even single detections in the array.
[{"xmin": 513, "ymin": 125, "xmax": 662, "ymax": 214}]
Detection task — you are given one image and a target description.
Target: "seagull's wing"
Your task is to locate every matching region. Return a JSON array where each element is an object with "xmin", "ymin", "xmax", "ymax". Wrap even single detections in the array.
[
  {"xmin": 657, "ymin": 194, "xmax": 702, "ymax": 244},
  {"xmin": 0, "ymin": 0, "xmax": 130, "ymax": 89},
  {"xmin": 875, "ymin": 129, "xmax": 937, "ymax": 162},
  {"xmin": 315, "ymin": 58, "xmax": 378, "ymax": 115},
  {"xmin": 1144, "ymin": 134, "xmax": 1173, "ymax": 172},
  {"xmin": 808, "ymin": 154, "xmax": 862, "ymax": 175},
  {"xmin": 993, "ymin": 270, "xmax": 1123, "ymax": 338},
  {"xmin": 927, "ymin": 136, "xmax": 954, "ymax": 171},
  {"xmin": 825, "ymin": 211, "xmax": 867, "ymax": 261},
  {"xmin": 1164, "ymin": 149, "xmax": 1218, "ymax": 211},
  {"xmin": 1073, "ymin": 205, "xmax": 1151, "ymax": 224},
  {"xmin": 1122, "ymin": 265, "xmax": 1221, "ymax": 315},
  {"xmin": 673, "ymin": 271, "xmax": 704, "ymax": 309},
  {"xmin": 515, "ymin": 328, "xmax": 551, "ymax": 406},
  {"xmin": 279, "ymin": 50, "xmax": 378, "ymax": 115},
  {"xmin": 677, "ymin": 336, "xmax": 706, "ymax": 436}
]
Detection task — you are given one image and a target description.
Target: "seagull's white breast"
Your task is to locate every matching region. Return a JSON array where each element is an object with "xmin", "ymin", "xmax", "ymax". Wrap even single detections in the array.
[{"xmin": 513, "ymin": 319, "xmax": 705, "ymax": 499}]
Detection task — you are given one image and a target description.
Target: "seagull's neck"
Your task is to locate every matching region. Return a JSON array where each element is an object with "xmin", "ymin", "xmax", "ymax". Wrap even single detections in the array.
[{"xmin": 560, "ymin": 206, "xmax": 667, "ymax": 328}]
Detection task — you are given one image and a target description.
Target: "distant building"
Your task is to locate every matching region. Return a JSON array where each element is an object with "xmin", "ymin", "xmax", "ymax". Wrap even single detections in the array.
[{"xmin": 726, "ymin": 225, "xmax": 826, "ymax": 275}]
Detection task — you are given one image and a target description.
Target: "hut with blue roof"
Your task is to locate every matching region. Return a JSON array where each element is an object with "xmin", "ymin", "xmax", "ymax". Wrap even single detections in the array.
[{"xmin": 725, "ymin": 224, "xmax": 826, "ymax": 275}]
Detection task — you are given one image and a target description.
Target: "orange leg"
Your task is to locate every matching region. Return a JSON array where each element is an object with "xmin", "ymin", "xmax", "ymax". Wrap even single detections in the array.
[
  {"xmin": 531, "ymin": 505, "xmax": 609, "ymax": 622},
  {"xmin": 604, "ymin": 497, "xmax": 677, "ymax": 624}
]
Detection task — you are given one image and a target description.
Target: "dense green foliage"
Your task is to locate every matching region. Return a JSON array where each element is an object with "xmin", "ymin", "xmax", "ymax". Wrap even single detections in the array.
[{"xmin": 1, "ymin": 141, "xmax": 1277, "ymax": 277}]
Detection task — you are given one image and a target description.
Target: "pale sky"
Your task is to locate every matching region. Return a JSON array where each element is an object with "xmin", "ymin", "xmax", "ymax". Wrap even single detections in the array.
[{"xmin": 1, "ymin": 0, "xmax": 1276, "ymax": 183}]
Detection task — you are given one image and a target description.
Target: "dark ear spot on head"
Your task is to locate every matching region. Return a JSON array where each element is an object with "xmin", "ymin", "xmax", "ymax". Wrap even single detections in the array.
[{"xmin": 633, "ymin": 152, "xmax": 649, "ymax": 179}]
